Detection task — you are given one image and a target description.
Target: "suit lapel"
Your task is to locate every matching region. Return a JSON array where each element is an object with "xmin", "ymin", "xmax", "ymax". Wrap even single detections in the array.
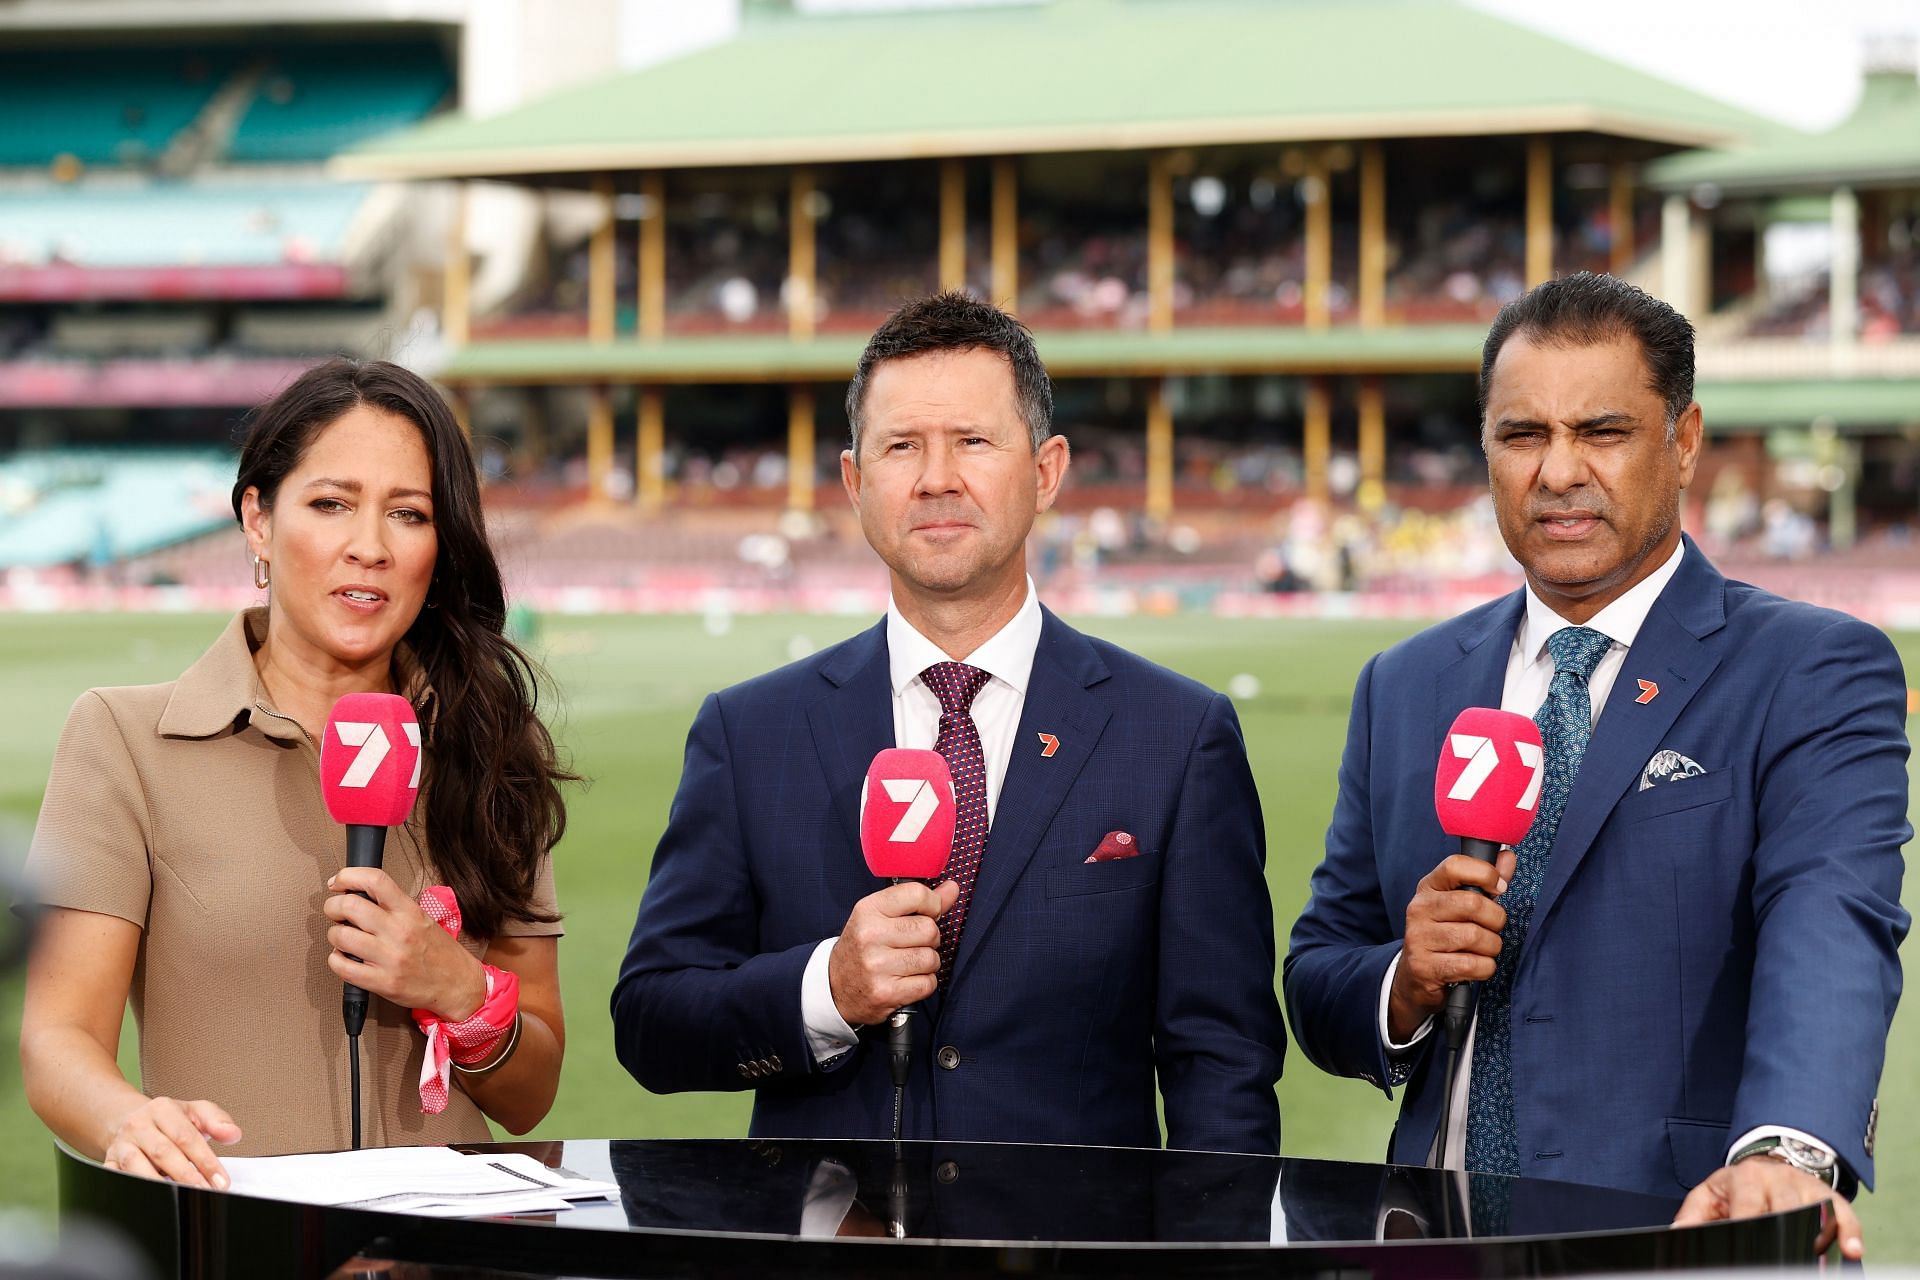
[
  {"xmin": 1435, "ymin": 592, "xmax": 1525, "ymax": 767},
  {"xmin": 950, "ymin": 609, "xmax": 1112, "ymax": 987},
  {"xmin": 1528, "ymin": 543, "xmax": 1728, "ymax": 943},
  {"xmin": 805, "ymin": 621, "xmax": 895, "ymax": 886}
]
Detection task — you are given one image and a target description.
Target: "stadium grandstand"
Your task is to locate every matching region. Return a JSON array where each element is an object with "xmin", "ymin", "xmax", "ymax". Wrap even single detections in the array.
[
  {"xmin": 322, "ymin": 0, "xmax": 1920, "ymax": 622},
  {"xmin": 3, "ymin": 0, "xmax": 1917, "ymax": 625},
  {"xmin": 0, "ymin": 5, "xmax": 457, "ymax": 580}
]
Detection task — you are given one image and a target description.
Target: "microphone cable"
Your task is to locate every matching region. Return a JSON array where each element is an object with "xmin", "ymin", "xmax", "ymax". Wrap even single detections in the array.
[
  {"xmin": 346, "ymin": 987, "xmax": 369, "ymax": 1151},
  {"xmin": 349, "ymin": 1033, "xmax": 363, "ymax": 1150}
]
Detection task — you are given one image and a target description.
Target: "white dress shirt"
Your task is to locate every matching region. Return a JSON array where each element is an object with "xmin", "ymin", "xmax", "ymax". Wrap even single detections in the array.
[{"xmin": 800, "ymin": 580, "xmax": 1044, "ymax": 1061}]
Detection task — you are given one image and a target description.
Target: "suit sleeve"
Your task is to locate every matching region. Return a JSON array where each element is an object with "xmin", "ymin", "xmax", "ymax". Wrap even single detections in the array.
[
  {"xmin": 1283, "ymin": 655, "xmax": 1418, "ymax": 1096},
  {"xmin": 1734, "ymin": 615, "xmax": 1910, "ymax": 1189},
  {"xmin": 611, "ymin": 692, "xmax": 832, "ymax": 1094},
  {"xmin": 1155, "ymin": 692, "xmax": 1286, "ymax": 1155}
]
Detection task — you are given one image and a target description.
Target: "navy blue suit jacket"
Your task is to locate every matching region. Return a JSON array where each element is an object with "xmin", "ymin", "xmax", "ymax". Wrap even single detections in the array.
[
  {"xmin": 613, "ymin": 607, "xmax": 1285, "ymax": 1154},
  {"xmin": 1285, "ymin": 541, "xmax": 1908, "ymax": 1198}
]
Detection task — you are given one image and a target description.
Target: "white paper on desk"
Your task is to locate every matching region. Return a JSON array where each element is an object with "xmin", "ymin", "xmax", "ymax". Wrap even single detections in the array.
[{"xmin": 222, "ymin": 1147, "xmax": 617, "ymax": 1217}]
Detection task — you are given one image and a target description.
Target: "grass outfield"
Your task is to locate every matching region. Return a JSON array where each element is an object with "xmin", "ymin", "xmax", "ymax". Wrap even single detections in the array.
[{"xmin": 0, "ymin": 610, "xmax": 1914, "ymax": 1253}]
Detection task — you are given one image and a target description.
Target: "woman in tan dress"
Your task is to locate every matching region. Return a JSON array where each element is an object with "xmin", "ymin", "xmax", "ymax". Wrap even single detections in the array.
[{"xmin": 20, "ymin": 359, "xmax": 574, "ymax": 1186}]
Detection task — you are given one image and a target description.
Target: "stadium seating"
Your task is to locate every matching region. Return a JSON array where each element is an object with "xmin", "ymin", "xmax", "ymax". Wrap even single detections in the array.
[
  {"xmin": 0, "ymin": 180, "xmax": 372, "ymax": 268},
  {"xmin": 229, "ymin": 42, "xmax": 452, "ymax": 163},
  {"xmin": 0, "ymin": 46, "xmax": 237, "ymax": 166},
  {"xmin": 0, "ymin": 449, "xmax": 236, "ymax": 568}
]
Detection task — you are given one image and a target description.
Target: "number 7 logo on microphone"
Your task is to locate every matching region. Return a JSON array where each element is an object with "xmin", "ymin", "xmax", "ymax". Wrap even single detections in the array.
[
  {"xmin": 332, "ymin": 721, "xmax": 426, "ymax": 789},
  {"xmin": 880, "ymin": 778, "xmax": 940, "ymax": 843},
  {"xmin": 1446, "ymin": 734, "xmax": 1544, "ymax": 810}
]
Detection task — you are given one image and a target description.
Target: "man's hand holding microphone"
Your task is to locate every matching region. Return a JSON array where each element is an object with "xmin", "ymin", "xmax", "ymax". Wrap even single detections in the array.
[{"xmin": 834, "ymin": 748, "xmax": 961, "ymax": 1028}]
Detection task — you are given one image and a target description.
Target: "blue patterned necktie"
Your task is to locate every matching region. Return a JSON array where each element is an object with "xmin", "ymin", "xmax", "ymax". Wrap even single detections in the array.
[{"xmin": 1464, "ymin": 624, "xmax": 1613, "ymax": 1176}]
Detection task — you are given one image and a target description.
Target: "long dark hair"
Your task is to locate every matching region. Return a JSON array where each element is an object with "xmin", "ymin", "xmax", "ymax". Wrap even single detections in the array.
[{"xmin": 231, "ymin": 358, "xmax": 572, "ymax": 938}]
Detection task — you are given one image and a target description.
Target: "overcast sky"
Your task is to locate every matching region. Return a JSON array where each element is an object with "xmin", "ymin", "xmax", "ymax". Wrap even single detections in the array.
[{"xmin": 1467, "ymin": 0, "xmax": 1920, "ymax": 130}]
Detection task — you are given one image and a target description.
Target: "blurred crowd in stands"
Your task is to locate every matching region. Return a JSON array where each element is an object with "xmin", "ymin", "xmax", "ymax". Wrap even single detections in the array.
[
  {"xmin": 504, "ymin": 165, "xmax": 1651, "ymax": 335},
  {"xmin": 1750, "ymin": 215, "xmax": 1920, "ymax": 338}
]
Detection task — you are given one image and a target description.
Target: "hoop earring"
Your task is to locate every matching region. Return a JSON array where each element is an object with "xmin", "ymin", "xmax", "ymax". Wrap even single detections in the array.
[{"xmin": 253, "ymin": 556, "xmax": 271, "ymax": 591}]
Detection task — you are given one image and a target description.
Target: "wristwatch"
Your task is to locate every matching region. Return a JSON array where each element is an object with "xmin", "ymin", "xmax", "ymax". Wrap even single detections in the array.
[{"xmin": 1730, "ymin": 1135, "xmax": 1849, "ymax": 1193}]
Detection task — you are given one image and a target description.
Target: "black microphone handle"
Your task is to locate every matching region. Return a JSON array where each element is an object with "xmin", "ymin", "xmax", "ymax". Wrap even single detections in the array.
[
  {"xmin": 341, "ymin": 823, "xmax": 389, "ymax": 1037},
  {"xmin": 1440, "ymin": 835, "xmax": 1502, "ymax": 1050}
]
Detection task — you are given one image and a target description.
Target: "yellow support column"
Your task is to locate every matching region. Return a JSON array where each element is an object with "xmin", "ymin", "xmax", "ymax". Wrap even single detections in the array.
[
  {"xmin": 788, "ymin": 384, "xmax": 816, "ymax": 513},
  {"xmin": 587, "ymin": 386, "xmax": 614, "ymax": 505},
  {"xmin": 443, "ymin": 183, "xmax": 470, "ymax": 349},
  {"xmin": 991, "ymin": 156, "xmax": 1018, "ymax": 310},
  {"xmin": 1526, "ymin": 136, "xmax": 1554, "ymax": 286},
  {"xmin": 1304, "ymin": 153, "xmax": 1332, "ymax": 331},
  {"xmin": 1146, "ymin": 379, "xmax": 1174, "ymax": 522},
  {"xmin": 638, "ymin": 171, "xmax": 666, "ymax": 340},
  {"xmin": 940, "ymin": 158, "xmax": 966, "ymax": 292},
  {"xmin": 1609, "ymin": 162, "xmax": 1635, "ymax": 275},
  {"xmin": 1358, "ymin": 142, "xmax": 1386, "ymax": 328},
  {"xmin": 1148, "ymin": 151, "xmax": 1175, "ymax": 334},
  {"xmin": 1304, "ymin": 379, "xmax": 1331, "ymax": 504},
  {"xmin": 589, "ymin": 174, "xmax": 616, "ymax": 344},
  {"xmin": 790, "ymin": 167, "xmax": 817, "ymax": 341},
  {"xmin": 1357, "ymin": 378, "xmax": 1386, "ymax": 513},
  {"xmin": 636, "ymin": 388, "xmax": 665, "ymax": 514}
]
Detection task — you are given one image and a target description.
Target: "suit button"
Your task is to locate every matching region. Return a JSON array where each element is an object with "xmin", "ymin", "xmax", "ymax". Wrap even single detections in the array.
[
  {"xmin": 937, "ymin": 1161, "xmax": 960, "ymax": 1184},
  {"xmin": 937, "ymin": 1046, "xmax": 960, "ymax": 1071},
  {"xmin": 737, "ymin": 1063, "xmax": 752, "ymax": 1079},
  {"xmin": 768, "ymin": 1054, "xmax": 782, "ymax": 1072}
]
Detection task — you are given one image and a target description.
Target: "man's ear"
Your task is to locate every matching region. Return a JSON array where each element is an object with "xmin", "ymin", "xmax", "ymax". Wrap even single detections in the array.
[
  {"xmin": 1674, "ymin": 401, "xmax": 1704, "ymax": 490},
  {"xmin": 1033, "ymin": 435, "xmax": 1070, "ymax": 514},
  {"xmin": 839, "ymin": 449, "xmax": 862, "ymax": 512}
]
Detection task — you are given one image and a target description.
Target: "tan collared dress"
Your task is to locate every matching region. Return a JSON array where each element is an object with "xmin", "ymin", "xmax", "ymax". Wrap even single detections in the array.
[{"xmin": 24, "ymin": 609, "xmax": 563, "ymax": 1155}]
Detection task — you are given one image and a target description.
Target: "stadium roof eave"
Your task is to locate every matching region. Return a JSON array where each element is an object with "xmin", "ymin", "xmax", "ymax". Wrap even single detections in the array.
[
  {"xmin": 435, "ymin": 326, "xmax": 1489, "ymax": 385},
  {"xmin": 333, "ymin": 105, "xmax": 1745, "ymax": 184},
  {"xmin": 1696, "ymin": 378, "xmax": 1920, "ymax": 431},
  {"xmin": 1648, "ymin": 72, "xmax": 1920, "ymax": 195}
]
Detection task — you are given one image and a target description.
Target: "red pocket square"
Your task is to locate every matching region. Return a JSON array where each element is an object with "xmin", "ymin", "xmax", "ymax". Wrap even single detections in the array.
[{"xmin": 1085, "ymin": 831, "xmax": 1141, "ymax": 863}]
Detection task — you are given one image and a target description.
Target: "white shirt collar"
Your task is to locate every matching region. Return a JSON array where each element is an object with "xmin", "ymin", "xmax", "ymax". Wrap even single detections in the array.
[
  {"xmin": 887, "ymin": 577, "xmax": 1043, "ymax": 698},
  {"xmin": 1518, "ymin": 539, "xmax": 1687, "ymax": 663}
]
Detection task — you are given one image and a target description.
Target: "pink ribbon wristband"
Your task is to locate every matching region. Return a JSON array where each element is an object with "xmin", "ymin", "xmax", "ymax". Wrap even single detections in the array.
[{"xmin": 411, "ymin": 887, "xmax": 521, "ymax": 1114}]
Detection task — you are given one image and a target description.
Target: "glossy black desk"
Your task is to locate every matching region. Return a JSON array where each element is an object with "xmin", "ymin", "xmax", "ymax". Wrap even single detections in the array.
[{"xmin": 58, "ymin": 1137, "xmax": 1821, "ymax": 1279}]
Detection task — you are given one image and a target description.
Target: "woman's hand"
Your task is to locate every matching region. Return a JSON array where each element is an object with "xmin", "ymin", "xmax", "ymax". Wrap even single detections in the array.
[
  {"xmin": 103, "ymin": 1096, "xmax": 241, "ymax": 1189},
  {"xmin": 323, "ymin": 868, "xmax": 487, "ymax": 1019}
]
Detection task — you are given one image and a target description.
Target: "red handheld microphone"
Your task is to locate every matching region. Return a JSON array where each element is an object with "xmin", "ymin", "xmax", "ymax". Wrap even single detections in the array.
[
  {"xmin": 858, "ymin": 748, "xmax": 957, "ymax": 1144},
  {"xmin": 1432, "ymin": 707, "xmax": 1544, "ymax": 1054},
  {"xmin": 859, "ymin": 748, "xmax": 957, "ymax": 881},
  {"xmin": 320, "ymin": 692, "xmax": 423, "ymax": 1039}
]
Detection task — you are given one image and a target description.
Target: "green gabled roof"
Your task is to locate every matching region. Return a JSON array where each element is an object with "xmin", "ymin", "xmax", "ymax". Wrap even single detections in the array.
[
  {"xmin": 338, "ymin": 0, "xmax": 1772, "ymax": 183},
  {"xmin": 438, "ymin": 324, "xmax": 1489, "ymax": 384},
  {"xmin": 1648, "ymin": 70, "xmax": 1920, "ymax": 194}
]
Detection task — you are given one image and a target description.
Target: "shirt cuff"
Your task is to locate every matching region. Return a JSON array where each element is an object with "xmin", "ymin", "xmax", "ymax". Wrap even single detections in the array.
[
  {"xmin": 1379, "ymin": 951, "xmax": 1436, "ymax": 1054},
  {"xmin": 802, "ymin": 937, "xmax": 860, "ymax": 1064},
  {"xmin": 1725, "ymin": 1124, "xmax": 1839, "ymax": 1167}
]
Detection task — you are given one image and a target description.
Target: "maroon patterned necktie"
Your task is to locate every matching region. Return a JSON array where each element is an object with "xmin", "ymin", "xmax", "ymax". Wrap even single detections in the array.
[{"xmin": 921, "ymin": 661, "xmax": 991, "ymax": 985}]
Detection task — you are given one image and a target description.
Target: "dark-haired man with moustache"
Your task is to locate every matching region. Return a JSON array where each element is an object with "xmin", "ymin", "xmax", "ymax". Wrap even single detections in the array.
[
  {"xmin": 614, "ymin": 292, "xmax": 1284, "ymax": 1158},
  {"xmin": 1286, "ymin": 273, "xmax": 1907, "ymax": 1256}
]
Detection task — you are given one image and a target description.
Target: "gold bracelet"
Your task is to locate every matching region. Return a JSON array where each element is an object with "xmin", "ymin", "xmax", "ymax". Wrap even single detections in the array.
[{"xmin": 451, "ymin": 1011, "xmax": 522, "ymax": 1078}]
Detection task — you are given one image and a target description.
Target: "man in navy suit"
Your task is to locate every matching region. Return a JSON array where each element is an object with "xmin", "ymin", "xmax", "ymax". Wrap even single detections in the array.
[
  {"xmin": 1286, "ymin": 273, "xmax": 1906, "ymax": 1257},
  {"xmin": 614, "ymin": 292, "xmax": 1284, "ymax": 1155}
]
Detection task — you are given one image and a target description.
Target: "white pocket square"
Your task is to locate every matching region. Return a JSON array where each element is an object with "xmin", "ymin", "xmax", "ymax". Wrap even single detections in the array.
[{"xmin": 1639, "ymin": 749, "xmax": 1706, "ymax": 792}]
